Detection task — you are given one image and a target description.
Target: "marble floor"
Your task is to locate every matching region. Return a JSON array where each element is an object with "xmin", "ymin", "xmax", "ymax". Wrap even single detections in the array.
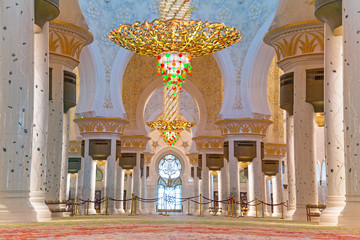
[{"xmin": 0, "ymin": 214, "xmax": 359, "ymax": 240}]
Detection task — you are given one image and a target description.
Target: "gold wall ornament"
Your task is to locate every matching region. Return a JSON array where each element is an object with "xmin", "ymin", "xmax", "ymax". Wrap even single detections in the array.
[
  {"xmin": 215, "ymin": 119, "xmax": 273, "ymax": 136},
  {"xmin": 121, "ymin": 135, "xmax": 151, "ymax": 150},
  {"xmin": 192, "ymin": 136, "xmax": 224, "ymax": 150},
  {"xmin": 315, "ymin": 112, "xmax": 325, "ymax": 127},
  {"xmin": 69, "ymin": 141, "xmax": 81, "ymax": 153},
  {"xmin": 49, "ymin": 20, "xmax": 93, "ymax": 64},
  {"xmin": 263, "ymin": 143, "xmax": 286, "ymax": 157},
  {"xmin": 143, "ymin": 152, "xmax": 155, "ymax": 164},
  {"xmin": 95, "ymin": 160, "xmax": 106, "ymax": 167},
  {"xmin": 263, "ymin": 21, "xmax": 324, "ymax": 64},
  {"xmin": 73, "ymin": 117, "xmax": 129, "ymax": 135},
  {"xmin": 187, "ymin": 153, "xmax": 200, "ymax": 165}
]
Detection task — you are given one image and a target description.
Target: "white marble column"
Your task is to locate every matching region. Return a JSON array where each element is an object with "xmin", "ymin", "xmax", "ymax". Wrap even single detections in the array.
[
  {"xmin": 0, "ymin": 0, "xmax": 37, "ymax": 222},
  {"xmin": 292, "ymin": 65, "xmax": 318, "ymax": 222},
  {"xmin": 264, "ymin": 177, "xmax": 272, "ymax": 216},
  {"xmin": 338, "ymin": 1, "xmax": 360, "ymax": 227},
  {"xmin": 60, "ymin": 113, "xmax": 70, "ymax": 202},
  {"xmin": 228, "ymin": 139, "xmax": 239, "ymax": 200},
  {"xmin": 133, "ymin": 152, "xmax": 141, "ymax": 211},
  {"xmin": 201, "ymin": 153, "xmax": 210, "ymax": 214},
  {"xmin": 104, "ymin": 137, "xmax": 117, "ymax": 214},
  {"xmin": 273, "ymin": 171, "xmax": 284, "ymax": 217},
  {"xmin": 81, "ymin": 138, "xmax": 96, "ymax": 214},
  {"xmin": 45, "ymin": 63, "xmax": 64, "ymax": 204},
  {"xmin": 115, "ymin": 165, "xmax": 124, "ymax": 213},
  {"xmin": 193, "ymin": 167, "xmax": 200, "ymax": 213},
  {"xmin": 320, "ymin": 24, "xmax": 346, "ymax": 226},
  {"xmin": 220, "ymin": 158, "xmax": 228, "ymax": 211},
  {"xmin": 286, "ymin": 115, "xmax": 296, "ymax": 218},
  {"xmin": 30, "ymin": 21, "xmax": 52, "ymax": 222},
  {"xmin": 76, "ymin": 156, "xmax": 85, "ymax": 214},
  {"xmin": 141, "ymin": 164, "xmax": 148, "ymax": 213},
  {"xmin": 248, "ymin": 140, "xmax": 265, "ymax": 217}
]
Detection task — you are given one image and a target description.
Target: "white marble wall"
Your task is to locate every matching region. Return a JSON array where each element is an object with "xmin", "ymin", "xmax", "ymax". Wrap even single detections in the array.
[
  {"xmin": 0, "ymin": 0, "xmax": 37, "ymax": 222},
  {"xmin": 30, "ymin": 21, "xmax": 52, "ymax": 221},
  {"xmin": 320, "ymin": 24, "xmax": 346, "ymax": 226},
  {"xmin": 339, "ymin": 0, "xmax": 360, "ymax": 227}
]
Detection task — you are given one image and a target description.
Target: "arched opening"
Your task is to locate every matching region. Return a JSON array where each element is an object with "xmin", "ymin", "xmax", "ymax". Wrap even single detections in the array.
[{"xmin": 157, "ymin": 154, "xmax": 183, "ymax": 212}]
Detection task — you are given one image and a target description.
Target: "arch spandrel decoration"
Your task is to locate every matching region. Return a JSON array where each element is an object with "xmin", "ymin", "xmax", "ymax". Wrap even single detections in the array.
[{"xmin": 122, "ymin": 54, "xmax": 223, "ymax": 131}]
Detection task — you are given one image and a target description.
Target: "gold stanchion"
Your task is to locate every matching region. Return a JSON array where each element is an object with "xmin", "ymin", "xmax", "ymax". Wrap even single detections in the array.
[
  {"xmin": 105, "ymin": 196, "xmax": 109, "ymax": 215},
  {"xmin": 187, "ymin": 198, "xmax": 191, "ymax": 215},
  {"xmin": 75, "ymin": 197, "xmax": 78, "ymax": 216},
  {"xmin": 286, "ymin": 200, "xmax": 289, "ymax": 211},
  {"xmin": 198, "ymin": 194, "xmax": 202, "ymax": 217},
  {"xmin": 261, "ymin": 200, "xmax": 264, "ymax": 218},
  {"xmin": 135, "ymin": 196, "xmax": 138, "ymax": 215},
  {"xmin": 281, "ymin": 202, "xmax": 284, "ymax": 219},
  {"xmin": 130, "ymin": 194, "xmax": 134, "ymax": 216},
  {"xmin": 255, "ymin": 198, "xmax": 258, "ymax": 218},
  {"xmin": 86, "ymin": 198, "xmax": 90, "ymax": 215},
  {"xmin": 232, "ymin": 196, "xmax": 236, "ymax": 218},
  {"xmin": 226, "ymin": 198, "xmax": 230, "ymax": 217}
]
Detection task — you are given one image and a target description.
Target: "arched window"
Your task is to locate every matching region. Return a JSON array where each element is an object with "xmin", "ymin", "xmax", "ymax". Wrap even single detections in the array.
[
  {"xmin": 316, "ymin": 163, "xmax": 321, "ymax": 185},
  {"xmin": 157, "ymin": 154, "xmax": 182, "ymax": 211}
]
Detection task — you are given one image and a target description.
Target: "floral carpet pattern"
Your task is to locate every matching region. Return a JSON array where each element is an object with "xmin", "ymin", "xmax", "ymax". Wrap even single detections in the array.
[{"xmin": 0, "ymin": 215, "xmax": 359, "ymax": 240}]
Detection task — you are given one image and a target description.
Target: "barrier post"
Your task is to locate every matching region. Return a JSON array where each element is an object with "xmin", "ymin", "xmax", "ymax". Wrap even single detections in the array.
[
  {"xmin": 130, "ymin": 194, "xmax": 134, "ymax": 216},
  {"xmin": 75, "ymin": 197, "xmax": 78, "ymax": 216},
  {"xmin": 232, "ymin": 196, "xmax": 236, "ymax": 218},
  {"xmin": 286, "ymin": 200, "xmax": 289, "ymax": 211},
  {"xmin": 187, "ymin": 198, "xmax": 191, "ymax": 215},
  {"xmin": 227, "ymin": 198, "xmax": 230, "ymax": 217},
  {"xmin": 135, "ymin": 196, "xmax": 138, "ymax": 215},
  {"xmin": 255, "ymin": 198, "xmax": 258, "ymax": 218},
  {"xmin": 281, "ymin": 202, "xmax": 284, "ymax": 219},
  {"xmin": 86, "ymin": 198, "xmax": 90, "ymax": 215},
  {"xmin": 105, "ymin": 196, "xmax": 109, "ymax": 215},
  {"xmin": 198, "ymin": 194, "xmax": 202, "ymax": 217},
  {"xmin": 261, "ymin": 200, "xmax": 264, "ymax": 218}
]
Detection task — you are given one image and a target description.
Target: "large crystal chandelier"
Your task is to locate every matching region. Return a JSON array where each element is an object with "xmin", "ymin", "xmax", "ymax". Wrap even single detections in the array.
[{"xmin": 109, "ymin": 0, "xmax": 241, "ymax": 148}]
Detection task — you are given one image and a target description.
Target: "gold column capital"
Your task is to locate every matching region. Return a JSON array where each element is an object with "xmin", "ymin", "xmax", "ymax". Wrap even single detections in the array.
[
  {"xmin": 263, "ymin": 21, "xmax": 324, "ymax": 67},
  {"xmin": 49, "ymin": 20, "xmax": 94, "ymax": 68},
  {"xmin": 186, "ymin": 153, "xmax": 200, "ymax": 165},
  {"xmin": 263, "ymin": 143, "xmax": 286, "ymax": 158},
  {"xmin": 69, "ymin": 140, "xmax": 81, "ymax": 153},
  {"xmin": 121, "ymin": 135, "xmax": 151, "ymax": 151},
  {"xmin": 192, "ymin": 136, "xmax": 224, "ymax": 151},
  {"xmin": 215, "ymin": 118, "xmax": 272, "ymax": 136},
  {"xmin": 74, "ymin": 117, "xmax": 129, "ymax": 136}
]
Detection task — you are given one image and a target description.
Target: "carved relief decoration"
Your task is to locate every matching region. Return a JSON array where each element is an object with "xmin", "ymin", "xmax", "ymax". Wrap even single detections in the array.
[
  {"xmin": 264, "ymin": 21, "xmax": 324, "ymax": 63},
  {"xmin": 264, "ymin": 143, "xmax": 286, "ymax": 157},
  {"xmin": 143, "ymin": 152, "xmax": 155, "ymax": 163},
  {"xmin": 69, "ymin": 141, "xmax": 81, "ymax": 153},
  {"xmin": 215, "ymin": 119, "xmax": 272, "ymax": 136},
  {"xmin": 266, "ymin": 56, "xmax": 285, "ymax": 142},
  {"xmin": 49, "ymin": 20, "xmax": 93, "ymax": 63},
  {"xmin": 121, "ymin": 135, "xmax": 151, "ymax": 150},
  {"xmin": 192, "ymin": 136, "xmax": 224, "ymax": 151},
  {"xmin": 186, "ymin": 153, "xmax": 200, "ymax": 165},
  {"xmin": 74, "ymin": 117, "xmax": 129, "ymax": 135}
]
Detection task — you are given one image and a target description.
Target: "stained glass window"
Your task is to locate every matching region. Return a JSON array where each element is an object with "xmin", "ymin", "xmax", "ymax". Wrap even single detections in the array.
[{"xmin": 157, "ymin": 154, "xmax": 182, "ymax": 211}]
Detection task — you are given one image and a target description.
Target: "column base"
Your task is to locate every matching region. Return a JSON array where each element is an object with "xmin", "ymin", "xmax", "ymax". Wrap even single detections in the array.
[
  {"xmin": 0, "ymin": 190, "xmax": 37, "ymax": 222},
  {"xmin": 319, "ymin": 196, "xmax": 345, "ymax": 226},
  {"xmin": 338, "ymin": 195, "xmax": 360, "ymax": 227},
  {"xmin": 115, "ymin": 208, "xmax": 125, "ymax": 214},
  {"xmin": 285, "ymin": 206, "xmax": 296, "ymax": 219},
  {"xmin": 29, "ymin": 191, "xmax": 52, "ymax": 222}
]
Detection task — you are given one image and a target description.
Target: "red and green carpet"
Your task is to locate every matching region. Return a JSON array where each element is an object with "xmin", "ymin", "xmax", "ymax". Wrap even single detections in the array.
[{"xmin": 0, "ymin": 215, "xmax": 359, "ymax": 239}]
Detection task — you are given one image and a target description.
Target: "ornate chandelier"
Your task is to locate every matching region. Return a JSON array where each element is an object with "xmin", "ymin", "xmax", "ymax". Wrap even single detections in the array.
[{"xmin": 109, "ymin": 0, "xmax": 241, "ymax": 148}]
